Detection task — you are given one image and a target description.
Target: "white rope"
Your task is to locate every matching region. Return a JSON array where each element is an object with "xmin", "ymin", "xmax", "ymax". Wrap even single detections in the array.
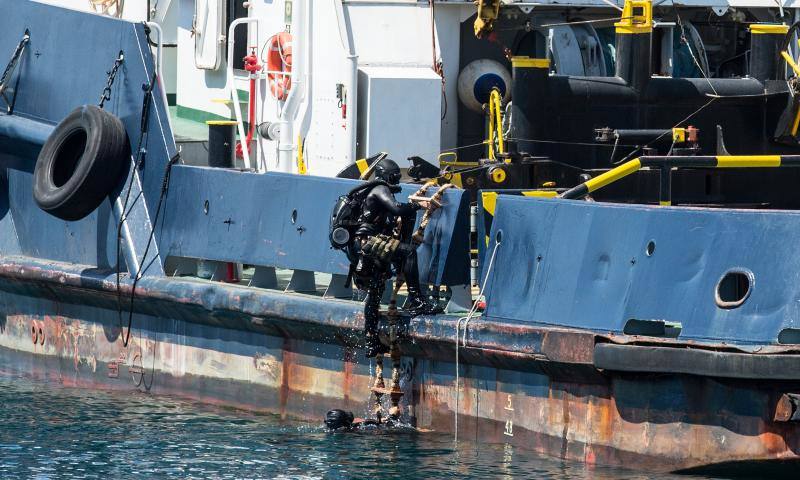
[
  {"xmin": 454, "ymin": 237, "xmax": 501, "ymax": 443},
  {"xmin": 601, "ymin": 0, "xmax": 624, "ymax": 11}
]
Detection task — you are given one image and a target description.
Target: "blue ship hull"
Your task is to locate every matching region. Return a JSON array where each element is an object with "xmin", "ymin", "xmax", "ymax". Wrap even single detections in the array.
[{"xmin": 1, "ymin": 254, "xmax": 799, "ymax": 472}]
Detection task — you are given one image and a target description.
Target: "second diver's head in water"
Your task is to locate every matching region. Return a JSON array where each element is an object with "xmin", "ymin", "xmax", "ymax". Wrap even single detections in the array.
[
  {"xmin": 325, "ymin": 409, "xmax": 355, "ymax": 431},
  {"xmin": 374, "ymin": 158, "xmax": 402, "ymax": 185},
  {"xmin": 325, "ymin": 409, "xmax": 416, "ymax": 433}
]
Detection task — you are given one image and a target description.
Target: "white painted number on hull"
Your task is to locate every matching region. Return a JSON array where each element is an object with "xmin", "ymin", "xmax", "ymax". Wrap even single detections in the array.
[
  {"xmin": 504, "ymin": 419, "xmax": 513, "ymax": 437},
  {"xmin": 504, "ymin": 394, "xmax": 514, "ymax": 437}
]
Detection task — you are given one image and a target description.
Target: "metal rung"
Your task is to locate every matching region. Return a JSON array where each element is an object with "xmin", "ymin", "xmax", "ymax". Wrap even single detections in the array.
[{"xmin": 370, "ymin": 386, "xmax": 404, "ymax": 396}]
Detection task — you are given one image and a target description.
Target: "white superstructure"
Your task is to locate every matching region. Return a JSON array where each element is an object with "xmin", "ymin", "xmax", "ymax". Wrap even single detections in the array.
[{"xmin": 35, "ymin": 0, "xmax": 800, "ymax": 176}]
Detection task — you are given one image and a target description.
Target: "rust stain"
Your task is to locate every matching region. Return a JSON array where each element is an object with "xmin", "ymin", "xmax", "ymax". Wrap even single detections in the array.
[
  {"xmin": 761, "ymin": 428, "xmax": 789, "ymax": 454},
  {"xmin": 279, "ymin": 337, "xmax": 291, "ymax": 419},
  {"xmin": 560, "ymin": 388, "xmax": 571, "ymax": 459},
  {"xmin": 0, "ymin": 288, "xmax": 799, "ymax": 472},
  {"xmin": 253, "ymin": 353, "xmax": 280, "ymax": 380},
  {"xmin": 462, "ymin": 376, "xmax": 473, "ymax": 414},
  {"xmin": 342, "ymin": 347, "xmax": 353, "ymax": 402},
  {"xmin": 587, "ymin": 391, "xmax": 614, "ymax": 465},
  {"xmin": 585, "ymin": 447, "xmax": 597, "ymax": 465}
]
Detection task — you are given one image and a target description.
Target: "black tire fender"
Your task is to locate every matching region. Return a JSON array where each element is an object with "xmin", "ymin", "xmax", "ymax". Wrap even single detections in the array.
[{"xmin": 33, "ymin": 105, "xmax": 129, "ymax": 221}]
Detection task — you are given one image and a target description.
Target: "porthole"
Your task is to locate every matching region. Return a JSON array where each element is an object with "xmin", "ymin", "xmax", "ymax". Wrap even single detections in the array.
[{"xmin": 715, "ymin": 269, "xmax": 753, "ymax": 309}]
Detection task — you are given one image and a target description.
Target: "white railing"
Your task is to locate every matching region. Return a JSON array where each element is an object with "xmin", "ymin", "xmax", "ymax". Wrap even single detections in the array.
[
  {"xmin": 226, "ymin": 17, "xmax": 260, "ymax": 171},
  {"xmin": 145, "ymin": 21, "xmax": 172, "ymax": 132}
]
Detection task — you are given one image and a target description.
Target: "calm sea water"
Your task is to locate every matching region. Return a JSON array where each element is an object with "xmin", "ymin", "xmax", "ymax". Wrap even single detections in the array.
[{"xmin": 0, "ymin": 371, "xmax": 774, "ymax": 479}]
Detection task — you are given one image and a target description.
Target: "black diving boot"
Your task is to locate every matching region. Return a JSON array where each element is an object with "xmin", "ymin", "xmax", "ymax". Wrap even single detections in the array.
[{"xmin": 403, "ymin": 287, "xmax": 444, "ymax": 316}]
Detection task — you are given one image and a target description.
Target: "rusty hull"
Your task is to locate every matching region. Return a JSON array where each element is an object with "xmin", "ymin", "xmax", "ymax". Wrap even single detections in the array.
[{"xmin": 0, "ymin": 255, "xmax": 799, "ymax": 472}]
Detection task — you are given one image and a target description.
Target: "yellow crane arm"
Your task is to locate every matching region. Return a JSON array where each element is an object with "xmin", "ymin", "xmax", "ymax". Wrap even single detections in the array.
[{"xmin": 474, "ymin": 0, "xmax": 501, "ymax": 38}]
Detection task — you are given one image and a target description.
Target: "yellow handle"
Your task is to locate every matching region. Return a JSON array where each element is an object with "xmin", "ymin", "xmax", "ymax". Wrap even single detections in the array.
[
  {"xmin": 297, "ymin": 135, "xmax": 307, "ymax": 175},
  {"xmin": 780, "ymin": 51, "xmax": 800, "ymax": 135},
  {"xmin": 782, "ymin": 50, "xmax": 800, "ymax": 77},
  {"xmin": 487, "ymin": 88, "xmax": 505, "ymax": 160},
  {"xmin": 438, "ymin": 151, "xmax": 458, "ymax": 165}
]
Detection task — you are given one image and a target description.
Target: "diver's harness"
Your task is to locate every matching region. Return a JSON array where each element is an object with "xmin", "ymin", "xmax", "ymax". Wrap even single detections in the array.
[{"xmin": 360, "ymin": 234, "xmax": 401, "ymax": 269}]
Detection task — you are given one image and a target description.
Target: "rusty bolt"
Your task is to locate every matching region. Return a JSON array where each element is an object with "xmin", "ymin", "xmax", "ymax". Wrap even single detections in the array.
[
  {"xmin": 686, "ymin": 126, "xmax": 699, "ymax": 143},
  {"xmin": 774, "ymin": 394, "xmax": 800, "ymax": 422}
]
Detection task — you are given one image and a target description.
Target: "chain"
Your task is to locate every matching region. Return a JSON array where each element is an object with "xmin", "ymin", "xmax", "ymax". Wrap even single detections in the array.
[
  {"xmin": 0, "ymin": 30, "xmax": 30, "ymax": 114},
  {"xmin": 99, "ymin": 51, "xmax": 125, "ymax": 109}
]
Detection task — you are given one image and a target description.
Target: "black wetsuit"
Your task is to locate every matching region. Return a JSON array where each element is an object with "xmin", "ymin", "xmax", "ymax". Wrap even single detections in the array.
[{"xmin": 353, "ymin": 184, "xmax": 422, "ymax": 357}]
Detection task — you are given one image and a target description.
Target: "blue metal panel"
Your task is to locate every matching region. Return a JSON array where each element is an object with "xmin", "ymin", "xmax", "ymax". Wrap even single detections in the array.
[
  {"xmin": 161, "ymin": 167, "xmax": 470, "ymax": 286},
  {"xmin": 0, "ymin": 1, "xmax": 174, "ymax": 273},
  {"xmin": 0, "ymin": 166, "xmax": 20, "ymax": 256},
  {"xmin": 476, "ymin": 190, "xmax": 490, "ymax": 272},
  {"xmin": 476, "ymin": 189, "xmax": 551, "ymax": 282},
  {"xmin": 0, "ymin": 115, "xmax": 53, "ymax": 157},
  {"xmin": 484, "ymin": 196, "xmax": 800, "ymax": 345},
  {"xmin": 8, "ymin": 168, "xmax": 118, "ymax": 266},
  {"xmin": 415, "ymin": 186, "xmax": 470, "ymax": 286}
]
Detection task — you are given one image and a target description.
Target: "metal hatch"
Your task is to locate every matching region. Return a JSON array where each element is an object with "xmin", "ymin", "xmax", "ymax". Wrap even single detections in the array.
[{"xmin": 194, "ymin": 0, "xmax": 225, "ymax": 70}]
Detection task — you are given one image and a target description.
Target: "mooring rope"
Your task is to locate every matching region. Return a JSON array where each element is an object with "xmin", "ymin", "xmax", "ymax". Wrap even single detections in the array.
[{"xmin": 454, "ymin": 237, "xmax": 501, "ymax": 443}]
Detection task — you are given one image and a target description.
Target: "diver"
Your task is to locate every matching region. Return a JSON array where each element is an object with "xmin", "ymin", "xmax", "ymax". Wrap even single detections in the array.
[
  {"xmin": 324, "ymin": 409, "xmax": 403, "ymax": 432},
  {"xmin": 351, "ymin": 158, "xmax": 442, "ymax": 358},
  {"xmin": 325, "ymin": 409, "xmax": 375, "ymax": 432}
]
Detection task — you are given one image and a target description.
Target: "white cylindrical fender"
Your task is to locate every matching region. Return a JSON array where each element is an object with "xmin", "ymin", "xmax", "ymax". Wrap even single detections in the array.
[{"xmin": 457, "ymin": 59, "xmax": 511, "ymax": 113}]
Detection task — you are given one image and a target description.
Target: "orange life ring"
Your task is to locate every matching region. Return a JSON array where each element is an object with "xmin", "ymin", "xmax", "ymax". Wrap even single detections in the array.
[{"xmin": 266, "ymin": 32, "xmax": 292, "ymax": 101}]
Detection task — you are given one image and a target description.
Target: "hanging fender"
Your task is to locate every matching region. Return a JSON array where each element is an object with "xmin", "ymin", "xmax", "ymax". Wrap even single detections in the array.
[{"xmin": 266, "ymin": 32, "xmax": 292, "ymax": 101}]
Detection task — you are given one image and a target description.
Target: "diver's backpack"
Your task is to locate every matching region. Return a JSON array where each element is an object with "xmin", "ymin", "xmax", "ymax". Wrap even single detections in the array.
[{"xmin": 329, "ymin": 180, "xmax": 389, "ymax": 253}]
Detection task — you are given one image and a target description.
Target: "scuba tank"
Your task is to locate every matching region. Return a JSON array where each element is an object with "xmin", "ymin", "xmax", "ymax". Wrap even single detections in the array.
[{"xmin": 329, "ymin": 180, "xmax": 390, "ymax": 257}]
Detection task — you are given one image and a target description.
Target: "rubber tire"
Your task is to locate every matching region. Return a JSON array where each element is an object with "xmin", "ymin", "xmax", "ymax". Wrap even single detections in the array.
[{"xmin": 33, "ymin": 105, "xmax": 129, "ymax": 221}]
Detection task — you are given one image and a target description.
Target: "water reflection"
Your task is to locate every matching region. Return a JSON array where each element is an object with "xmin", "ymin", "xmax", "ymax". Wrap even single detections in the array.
[{"xmin": 0, "ymin": 372, "xmax": 779, "ymax": 479}]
